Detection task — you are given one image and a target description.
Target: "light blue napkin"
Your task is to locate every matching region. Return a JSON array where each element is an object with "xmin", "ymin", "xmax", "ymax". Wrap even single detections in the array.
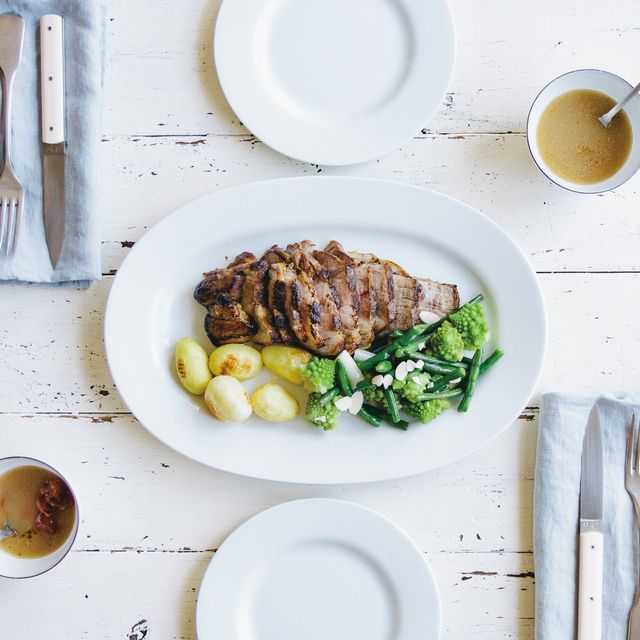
[
  {"xmin": 535, "ymin": 393, "xmax": 640, "ymax": 640},
  {"xmin": 0, "ymin": 0, "xmax": 103, "ymax": 286}
]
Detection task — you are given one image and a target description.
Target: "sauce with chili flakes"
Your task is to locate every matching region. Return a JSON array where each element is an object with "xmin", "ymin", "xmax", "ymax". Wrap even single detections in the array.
[{"xmin": 0, "ymin": 465, "xmax": 75, "ymax": 558}]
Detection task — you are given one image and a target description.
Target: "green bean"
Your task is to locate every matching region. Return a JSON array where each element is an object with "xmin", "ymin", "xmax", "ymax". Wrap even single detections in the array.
[
  {"xmin": 389, "ymin": 329, "xmax": 404, "ymax": 338},
  {"xmin": 357, "ymin": 349, "xmax": 392, "ymax": 371},
  {"xmin": 356, "ymin": 379, "xmax": 373, "ymax": 391},
  {"xmin": 336, "ymin": 361, "xmax": 353, "ymax": 397},
  {"xmin": 429, "ymin": 370, "xmax": 465, "ymax": 393},
  {"xmin": 415, "ymin": 389, "xmax": 464, "ymax": 401},
  {"xmin": 405, "ymin": 355, "xmax": 464, "ymax": 377},
  {"xmin": 479, "ymin": 349, "xmax": 504, "ymax": 375},
  {"xmin": 383, "ymin": 387, "xmax": 402, "ymax": 423},
  {"xmin": 359, "ymin": 295, "xmax": 484, "ymax": 370},
  {"xmin": 406, "ymin": 351, "xmax": 465, "ymax": 374},
  {"xmin": 319, "ymin": 387, "xmax": 340, "ymax": 407},
  {"xmin": 458, "ymin": 347, "xmax": 483, "ymax": 413},
  {"xmin": 415, "ymin": 354, "xmax": 469, "ymax": 369},
  {"xmin": 375, "ymin": 360, "xmax": 393, "ymax": 374},
  {"xmin": 462, "ymin": 356, "xmax": 474, "ymax": 366},
  {"xmin": 367, "ymin": 406, "xmax": 410, "ymax": 431},
  {"xmin": 357, "ymin": 406, "xmax": 382, "ymax": 427}
]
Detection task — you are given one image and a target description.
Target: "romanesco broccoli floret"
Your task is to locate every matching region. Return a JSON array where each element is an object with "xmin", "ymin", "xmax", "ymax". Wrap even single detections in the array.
[
  {"xmin": 450, "ymin": 302, "xmax": 489, "ymax": 350},
  {"xmin": 304, "ymin": 393, "xmax": 340, "ymax": 430},
  {"xmin": 362, "ymin": 380, "xmax": 405, "ymax": 410},
  {"xmin": 300, "ymin": 357, "xmax": 336, "ymax": 394},
  {"xmin": 428, "ymin": 321, "xmax": 464, "ymax": 362},
  {"xmin": 404, "ymin": 398, "xmax": 450, "ymax": 424},
  {"xmin": 400, "ymin": 372, "xmax": 431, "ymax": 403}
]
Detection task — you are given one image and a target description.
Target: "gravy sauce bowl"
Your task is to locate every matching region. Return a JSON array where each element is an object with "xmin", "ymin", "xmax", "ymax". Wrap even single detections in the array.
[
  {"xmin": 0, "ymin": 457, "xmax": 79, "ymax": 579},
  {"xmin": 527, "ymin": 69, "xmax": 640, "ymax": 193}
]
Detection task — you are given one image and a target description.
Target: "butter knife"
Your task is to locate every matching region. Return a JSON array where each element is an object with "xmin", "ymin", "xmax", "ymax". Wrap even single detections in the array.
[
  {"xmin": 40, "ymin": 14, "xmax": 66, "ymax": 269},
  {"xmin": 578, "ymin": 404, "xmax": 604, "ymax": 640}
]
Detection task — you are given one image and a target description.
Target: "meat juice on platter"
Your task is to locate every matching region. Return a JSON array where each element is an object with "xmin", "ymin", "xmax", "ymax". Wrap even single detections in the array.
[{"xmin": 0, "ymin": 466, "xmax": 75, "ymax": 558}]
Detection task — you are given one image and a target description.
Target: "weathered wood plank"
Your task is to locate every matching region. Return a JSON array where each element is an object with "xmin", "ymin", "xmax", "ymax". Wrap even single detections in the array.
[
  {"xmin": 1, "ymin": 273, "xmax": 637, "ymax": 413},
  {"xmin": 0, "ymin": 549, "xmax": 533, "ymax": 639},
  {"xmin": 98, "ymin": 134, "xmax": 640, "ymax": 275},
  {"xmin": 0, "ymin": 410, "xmax": 536, "ymax": 554},
  {"xmin": 101, "ymin": 0, "xmax": 640, "ymax": 138}
]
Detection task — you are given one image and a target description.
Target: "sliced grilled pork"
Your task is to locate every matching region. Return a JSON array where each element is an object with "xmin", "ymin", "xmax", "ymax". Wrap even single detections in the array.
[{"xmin": 194, "ymin": 240, "xmax": 460, "ymax": 354}]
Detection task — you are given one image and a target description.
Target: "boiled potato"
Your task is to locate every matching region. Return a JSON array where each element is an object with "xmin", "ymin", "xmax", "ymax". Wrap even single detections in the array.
[
  {"xmin": 175, "ymin": 337, "xmax": 212, "ymax": 395},
  {"xmin": 251, "ymin": 381, "xmax": 299, "ymax": 422},
  {"xmin": 208, "ymin": 344, "xmax": 262, "ymax": 381},
  {"xmin": 204, "ymin": 376, "xmax": 252, "ymax": 422},
  {"xmin": 261, "ymin": 345, "xmax": 312, "ymax": 385}
]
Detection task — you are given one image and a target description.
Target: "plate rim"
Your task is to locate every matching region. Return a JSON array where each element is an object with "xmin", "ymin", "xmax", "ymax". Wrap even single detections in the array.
[
  {"xmin": 105, "ymin": 176, "xmax": 547, "ymax": 484},
  {"xmin": 213, "ymin": 0, "xmax": 456, "ymax": 165},
  {"xmin": 195, "ymin": 497, "xmax": 442, "ymax": 639}
]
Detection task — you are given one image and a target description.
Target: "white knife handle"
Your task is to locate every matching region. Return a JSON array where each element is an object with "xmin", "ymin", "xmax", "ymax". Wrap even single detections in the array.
[
  {"xmin": 40, "ymin": 15, "xmax": 65, "ymax": 145},
  {"xmin": 578, "ymin": 530, "xmax": 604, "ymax": 640}
]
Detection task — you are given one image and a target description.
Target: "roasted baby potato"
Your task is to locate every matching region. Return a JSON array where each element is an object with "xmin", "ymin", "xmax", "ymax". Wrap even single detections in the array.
[
  {"xmin": 261, "ymin": 345, "xmax": 312, "ymax": 385},
  {"xmin": 204, "ymin": 376, "xmax": 252, "ymax": 422},
  {"xmin": 251, "ymin": 380, "xmax": 299, "ymax": 422},
  {"xmin": 208, "ymin": 344, "xmax": 262, "ymax": 381},
  {"xmin": 175, "ymin": 337, "xmax": 212, "ymax": 395}
]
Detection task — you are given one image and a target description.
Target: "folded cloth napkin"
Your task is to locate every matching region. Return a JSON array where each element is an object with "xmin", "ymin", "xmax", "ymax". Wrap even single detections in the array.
[
  {"xmin": 0, "ymin": 0, "xmax": 102, "ymax": 285},
  {"xmin": 535, "ymin": 393, "xmax": 640, "ymax": 640}
]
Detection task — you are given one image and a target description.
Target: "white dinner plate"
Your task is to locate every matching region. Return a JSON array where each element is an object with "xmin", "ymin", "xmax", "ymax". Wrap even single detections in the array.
[
  {"xmin": 105, "ymin": 177, "xmax": 546, "ymax": 484},
  {"xmin": 196, "ymin": 499, "xmax": 441, "ymax": 640},
  {"xmin": 214, "ymin": 0, "xmax": 455, "ymax": 165}
]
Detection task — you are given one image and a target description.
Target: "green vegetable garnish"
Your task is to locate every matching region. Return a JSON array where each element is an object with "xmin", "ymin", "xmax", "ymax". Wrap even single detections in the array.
[
  {"xmin": 428, "ymin": 321, "xmax": 464, "ymax": 363},
  {"xmin": 305, "ymin": 392, "xmax": 340, "ymax": 430},
  {"xmin": 450, "ymin": 302, "xmax": 489, "ymax": 350},
  {"xmin": 300, "ymin": 356, "xmax": 336, "ymax": 394}
]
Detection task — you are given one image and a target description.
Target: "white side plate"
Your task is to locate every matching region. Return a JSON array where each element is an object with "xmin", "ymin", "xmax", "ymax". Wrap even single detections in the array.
[
  {"xmin": 105, "ymin": 177, "xmax": 546, "ymax": 484},
  {"xmin": 214, "ymin": 0, "xmax": 455, "ymax": 165},
  {"xmin": 196, "ymin": 499, "xmax": 441, "ymax": 640}
]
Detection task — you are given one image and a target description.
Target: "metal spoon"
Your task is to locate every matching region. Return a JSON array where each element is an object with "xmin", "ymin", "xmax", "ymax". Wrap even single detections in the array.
[
  {"xmin": 0, "ymin": 521, "xmax": 17, "ymax": 541},
  {"xmin": 598, "ymin": 80, "xmax": 640, "ymax": 127}
]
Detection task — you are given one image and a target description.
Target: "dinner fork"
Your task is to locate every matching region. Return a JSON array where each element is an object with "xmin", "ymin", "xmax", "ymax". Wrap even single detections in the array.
[
  {"xmin": 0, "ymin": 14, "xmax": 25, "ymax": 258},
  {"xmin": 625, "ymin": 414, "xmax": 640, "ymax": 639}
]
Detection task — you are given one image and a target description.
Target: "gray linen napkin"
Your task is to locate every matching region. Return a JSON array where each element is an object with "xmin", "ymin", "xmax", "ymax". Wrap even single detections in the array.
[
  {"xmin": 0, "ymin": 0, "xmax": 102, "ymax": 285},
  {"xmin": 535, "ymin": 393, "xmax": 640, "ymax": 639}
]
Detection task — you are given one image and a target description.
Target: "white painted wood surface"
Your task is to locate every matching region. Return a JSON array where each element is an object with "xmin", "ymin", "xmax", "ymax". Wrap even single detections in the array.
[{"xmin": 1, "ymin": 0, "xmax": 639, "ymax": 637}]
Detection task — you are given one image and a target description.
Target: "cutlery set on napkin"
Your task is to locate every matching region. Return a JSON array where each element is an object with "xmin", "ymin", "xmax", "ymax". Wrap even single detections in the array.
[
  {"xmin": 0, "ymin": 1, "xmax": 102, "ymax": 285},
  {"xmin": 0, "ymin": 13, "xmax": 66, "ymax": 266},
  {"xmin": 536, "ymin": 395, "xmax": 640, "ymax": 640}
]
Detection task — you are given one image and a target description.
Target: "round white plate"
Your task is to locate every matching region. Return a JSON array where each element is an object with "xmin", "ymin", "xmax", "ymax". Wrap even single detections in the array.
[
  {"xmin": 214, "ymin": 0, "xmax": 455, "ymax": 165},
  {"xmin": 196, "ymin": 499, "xmax": 441, "ymax": 640},
  {"xmin": 105, "ymin": 177, "xmax": 546, "ymax": 484}
]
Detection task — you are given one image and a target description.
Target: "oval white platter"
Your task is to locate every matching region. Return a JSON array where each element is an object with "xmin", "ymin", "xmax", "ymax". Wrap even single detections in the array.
[
  {"xmin": 214, "ymin": 0, "xmax": 455, "ymax": 165},
  {"xmin": 105, "ymin": 177, "xmax": 546, "ymax": 484},
  {"xmin": 196, "ymin": 499, "xmax": 441, "ymax": 640}
]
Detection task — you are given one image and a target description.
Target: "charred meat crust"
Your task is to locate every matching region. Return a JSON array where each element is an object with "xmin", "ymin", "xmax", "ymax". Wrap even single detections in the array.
[{"xmin": 195, "ymin": 241, "xmax": 459, "ymax": 354}]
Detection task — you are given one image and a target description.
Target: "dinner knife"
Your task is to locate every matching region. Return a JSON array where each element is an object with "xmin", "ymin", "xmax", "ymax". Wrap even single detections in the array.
[
  {"xmin": 40, "ymin": 14, "xmax": 66, "ymax": 269},
  {"xmin": 578, "ymin": 404, "xmax": 604, "ymax": 640}
]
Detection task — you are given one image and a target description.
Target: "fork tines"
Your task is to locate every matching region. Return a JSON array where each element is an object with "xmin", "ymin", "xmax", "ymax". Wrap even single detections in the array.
[{"xmin": 0, "ymin": 195, "xmax": 20, "ymax": 257}]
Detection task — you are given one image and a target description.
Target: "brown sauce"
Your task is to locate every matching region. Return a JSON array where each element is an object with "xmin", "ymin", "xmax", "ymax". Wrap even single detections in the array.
[
  {"xmin": 537, "ymin": 89, "xmax": 633, "ymax": 184},
  {"xmin": 0, "ymin": 465, "xmax": 75, "ymax": 558}
]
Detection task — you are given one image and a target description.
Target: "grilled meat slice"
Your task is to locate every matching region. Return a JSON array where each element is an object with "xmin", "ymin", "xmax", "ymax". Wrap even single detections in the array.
[
  {"xmin": 194, "ymin": 254, "xmax": 257, "ymax": 344},
  {"xmin": 312, "ymin": 248, "xmax": 361, "ymax": 351},
  {"xmin": 417, "ymin": 277, "xmax": 460, "ymax": 317},
  {"xmin": 346, "ymin": 251, "xmax": 396, "ymax": 335},
  {"xmin": 194, "ymin": 240, "xmax": 460, "ymax": 354},
  {"xmin": 286, "ymin": 242, "xmax": 345, "ymax": 355},
  {"xmin": 267, "ymin": 261, "xmax": 296, "ymax": 344},
  {"xmin": 323, "ymin": 241, "xmax": 375, "ymax": 347},
  {"xmin": 240, "ymin": 259, "xmax": 280, "ymax": 344}
]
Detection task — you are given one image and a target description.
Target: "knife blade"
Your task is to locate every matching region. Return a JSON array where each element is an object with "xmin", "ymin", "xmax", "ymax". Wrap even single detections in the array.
[
  {"xmin": 40, "ymin": 15, "xmax": 66, "ymax": 269},
  {"xmin": 577, "ymin": 404, "xmax": 604, "ymax": 640}
]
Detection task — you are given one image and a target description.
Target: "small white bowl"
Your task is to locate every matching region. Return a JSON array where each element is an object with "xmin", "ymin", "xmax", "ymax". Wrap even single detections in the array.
[
  {"xmin": 0, "ymin": 457, "xmax": 79, "ymax": 579},
  {"xmin": 527, "ymin": 69, "xmax": 640, "ymax": 193}
]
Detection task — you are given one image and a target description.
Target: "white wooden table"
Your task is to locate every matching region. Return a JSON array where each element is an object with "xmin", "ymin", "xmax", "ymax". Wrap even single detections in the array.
[{"xmin": 2, "ymin": 0, "xmax": 639, "ymax": 637}]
